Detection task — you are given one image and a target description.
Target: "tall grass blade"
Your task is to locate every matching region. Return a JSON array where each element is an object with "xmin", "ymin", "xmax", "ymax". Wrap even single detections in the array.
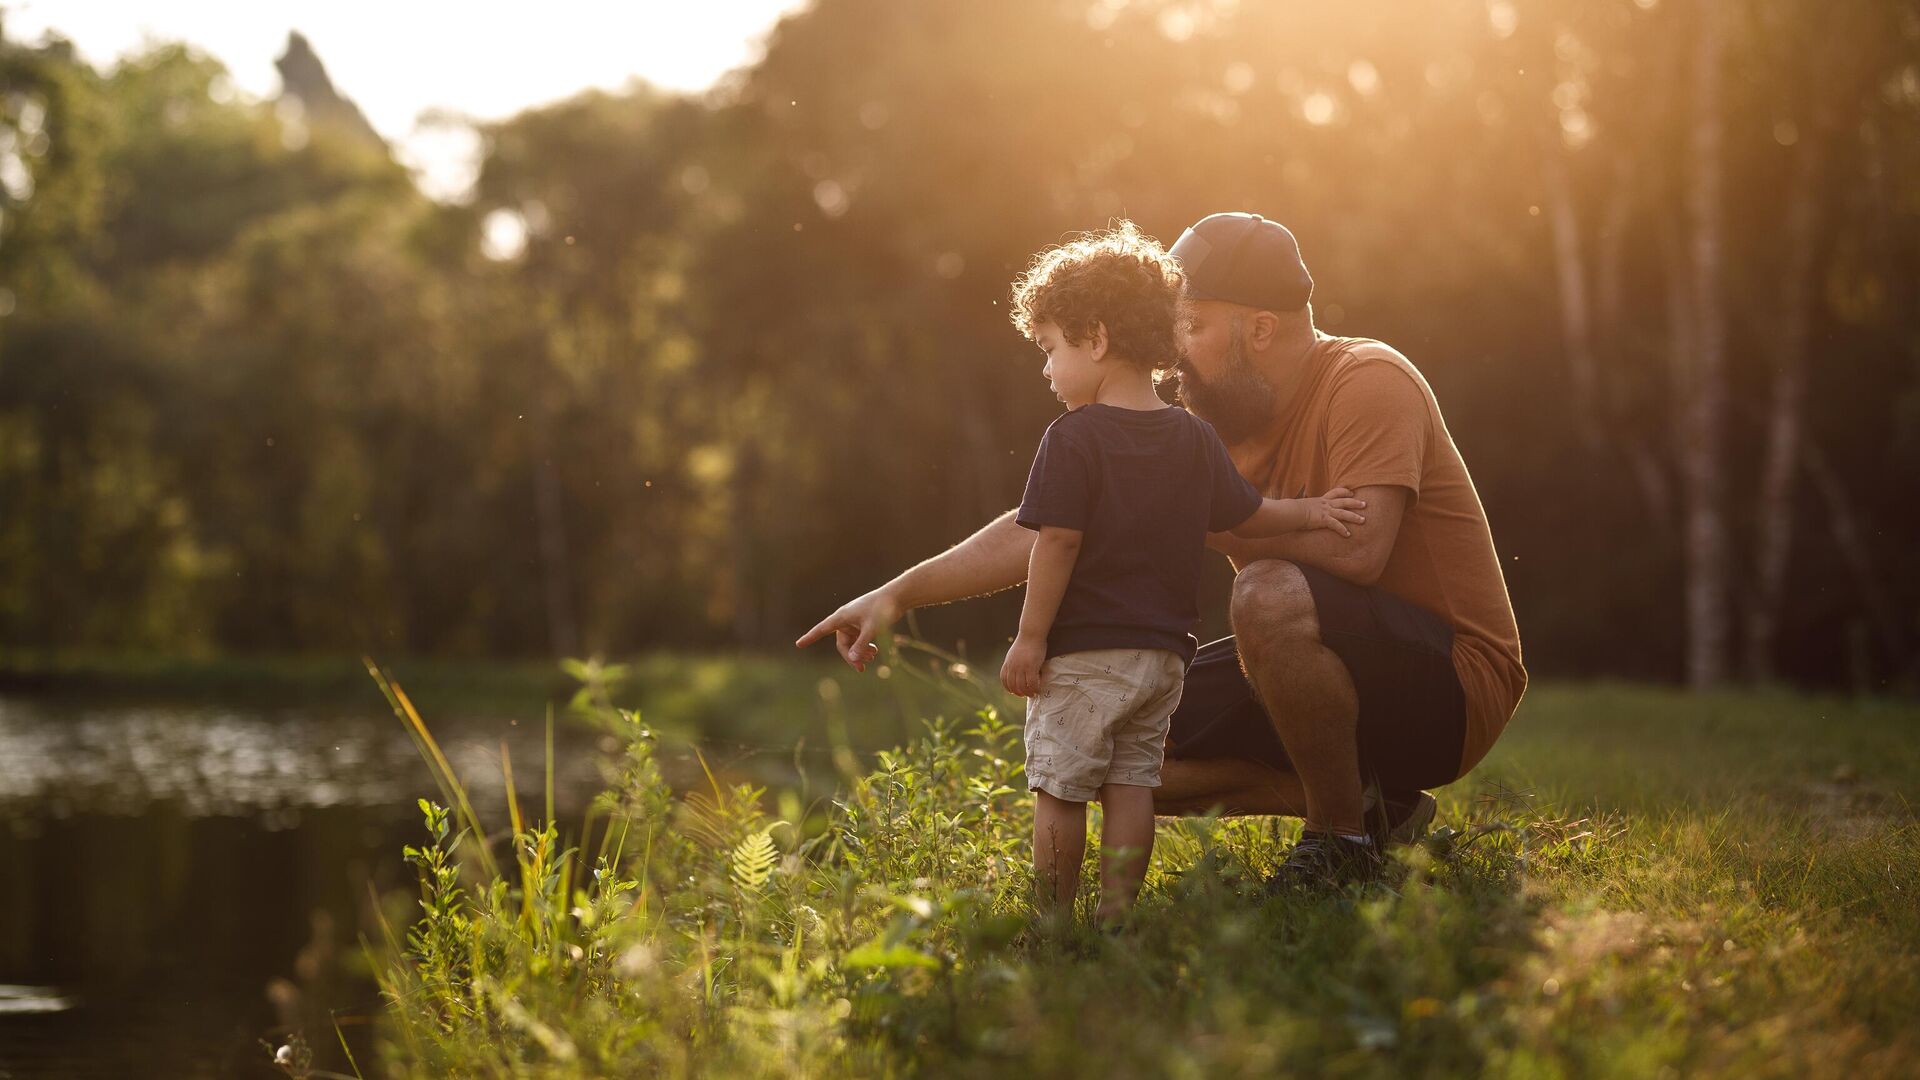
[{"xmin": 365, "ymin": 657, "xmax": 499, "ymax": 879}]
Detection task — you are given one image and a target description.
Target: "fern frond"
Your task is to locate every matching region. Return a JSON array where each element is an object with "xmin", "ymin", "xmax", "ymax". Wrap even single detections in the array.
[{"xmin": 730, "ymin": 828, "xmax": 779, "ymax": 892}]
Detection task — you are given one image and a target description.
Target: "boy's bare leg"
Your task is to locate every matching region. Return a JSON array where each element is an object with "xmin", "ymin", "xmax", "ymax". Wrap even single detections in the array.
[
  {"xmin": 1095, "ymin": 783, "xmax": 1155, "ymax": 924},
  {"xmin": 1033, "ymin": 790, "xmax": 1087, "ymax": 916}
]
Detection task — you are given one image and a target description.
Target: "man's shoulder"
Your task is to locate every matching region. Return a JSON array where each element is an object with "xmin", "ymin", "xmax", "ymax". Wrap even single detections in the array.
[
  {"xmin": 1322, "ymin": 335, "xmax": 1419, "ymax": 375},
  {"xmin": 1319, "ymin": 336, "xmax": 1437, "ymax": 405}
]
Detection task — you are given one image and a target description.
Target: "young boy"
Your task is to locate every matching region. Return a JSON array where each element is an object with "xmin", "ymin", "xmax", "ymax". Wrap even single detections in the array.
[{"xmin": 999, "ymin": 222, "xmax": 1364, "ymax": 924}]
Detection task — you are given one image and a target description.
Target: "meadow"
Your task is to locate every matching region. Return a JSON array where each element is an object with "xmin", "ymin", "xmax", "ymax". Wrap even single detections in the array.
[{"xmin": 321, "ymin": 655, "xmax": 1919, "ymax": 1079}]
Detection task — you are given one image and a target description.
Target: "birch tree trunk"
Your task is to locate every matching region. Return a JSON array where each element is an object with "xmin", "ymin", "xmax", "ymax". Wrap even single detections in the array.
[
  {"xmin": 1744, "ymin": 119, "xmax": 1826, "ymax": 682},
  {"xmin": 1678, "ymin": 0, "xmax": 1730, "ymax": 689},
  {"xmin": 1741, "ymin": 0, "xmax": 1887, "ymax": 682},
  {"xmin": 1543, "ymin": 154, "xmax": 1673, "ymax": 532},
  {"xmin": 1543, "ymin": 157, "xmax": 1604, "ymax": 455}
]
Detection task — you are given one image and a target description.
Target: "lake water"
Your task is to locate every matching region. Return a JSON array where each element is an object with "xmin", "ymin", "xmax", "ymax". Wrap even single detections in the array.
[{"xmin": 0, "ymin": 692, "xmax": 622, "ymax": 1078}]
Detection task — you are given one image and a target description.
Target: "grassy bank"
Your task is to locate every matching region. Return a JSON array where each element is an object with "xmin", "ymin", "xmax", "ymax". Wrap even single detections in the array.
[{"xmin": 327, "ymin": 671, "xmax": 1918, "ymax": 1079}]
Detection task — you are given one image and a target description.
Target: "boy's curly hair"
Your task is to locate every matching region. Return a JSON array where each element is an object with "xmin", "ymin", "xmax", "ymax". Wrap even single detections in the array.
[{"xmin": 1009, "ymin": 220, "xmax": 1186, "ymax": 372}]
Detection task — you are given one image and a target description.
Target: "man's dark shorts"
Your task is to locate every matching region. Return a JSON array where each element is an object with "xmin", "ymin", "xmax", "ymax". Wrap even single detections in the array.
[{"xmin": 1167, "ymin": 564, "xmax": 1468, "ymax": 791}]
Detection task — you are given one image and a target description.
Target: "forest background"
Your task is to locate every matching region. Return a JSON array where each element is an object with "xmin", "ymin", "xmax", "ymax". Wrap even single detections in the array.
[{"xmin": 3, "ymin": 0, "xmax": 1917, "ymax": 693}]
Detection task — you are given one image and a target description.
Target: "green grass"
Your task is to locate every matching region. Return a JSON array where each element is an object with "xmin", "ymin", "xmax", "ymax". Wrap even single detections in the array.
[{"xmin": 302, "ymin": 667, "xmax": 1918, "ymax": 1079}]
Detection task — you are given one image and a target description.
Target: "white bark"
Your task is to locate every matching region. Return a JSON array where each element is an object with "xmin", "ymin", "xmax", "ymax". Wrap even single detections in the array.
[
  {"xmin": 1544, "ymin": 154, "xmax": 1673, "ymax": 532},
  {"xmin": 1544, "ymin": 156, "xmax": 1601, "ymax": 454},
  {"xmin": 1679, "ymin": 0, "xmax": 1730, "ymax": 689},
  {"xmin": 1744, "ymin": 120, "xmax": 1824, "ymax": 682}
]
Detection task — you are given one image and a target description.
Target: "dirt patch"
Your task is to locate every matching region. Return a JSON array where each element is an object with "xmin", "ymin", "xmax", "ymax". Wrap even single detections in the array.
[{"xmin": 1791, "ymin": 766, "xmax": 1909, "ymax": 839}]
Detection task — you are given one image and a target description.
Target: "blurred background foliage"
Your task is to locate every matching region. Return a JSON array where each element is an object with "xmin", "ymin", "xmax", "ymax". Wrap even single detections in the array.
[{"xmin": 1, "ymin": 0, "xmax": 1916, "ymax": 688}]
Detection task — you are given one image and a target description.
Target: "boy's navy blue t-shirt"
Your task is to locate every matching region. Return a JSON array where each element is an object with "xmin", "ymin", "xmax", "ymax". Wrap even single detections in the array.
[{"xmin": 1016, "ymin": 403, "xmax": 1262, "ymax": 664}]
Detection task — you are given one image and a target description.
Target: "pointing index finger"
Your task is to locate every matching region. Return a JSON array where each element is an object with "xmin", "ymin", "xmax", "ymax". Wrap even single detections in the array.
[{"xmin": 795, "ymin": 615, "xmax": 837, "ymax": 649}]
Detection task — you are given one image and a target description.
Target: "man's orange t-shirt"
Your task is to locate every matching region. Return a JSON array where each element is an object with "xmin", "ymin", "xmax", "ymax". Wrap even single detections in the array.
[{"xmin": 1231, "ymin": 334, "xmax": 1526, "ymax": 776}]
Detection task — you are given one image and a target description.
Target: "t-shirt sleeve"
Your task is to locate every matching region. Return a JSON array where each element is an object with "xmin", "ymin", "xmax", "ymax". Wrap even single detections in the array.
[
  {"xmin": 1325, "ymin": 360, "xmax": 1430, "ymax": 495},
  {"xmin": 1016, "ymin": 421, "xmax": 1096, "ymax": 531},
  {"xmin": 1204, "ymin": 426, "xmax": 1263, "ymax": 532}
]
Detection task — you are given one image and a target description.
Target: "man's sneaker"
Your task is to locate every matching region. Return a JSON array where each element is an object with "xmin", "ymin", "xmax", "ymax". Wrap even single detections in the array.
[
  {"xmin": 1363, "ymin": 785, "xmax": 1438, "ymax": 848},
  {"xmin": 1263, "ymin": 831, "xmax": 1385, "ymax": 893}
]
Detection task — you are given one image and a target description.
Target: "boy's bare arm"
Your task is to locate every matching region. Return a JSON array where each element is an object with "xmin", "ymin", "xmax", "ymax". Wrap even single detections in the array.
[
  {"xmin": 1002, "ymin": 526, "xmax": 1082, "ymax": 696},
  {"xmin": 796, "ymin": 508, "xmax": 1036, "ymax": 669},
  {"xmin": 1209, "ymin": 484, "xmax": 1407, "ymax": 587},
  {"xmin": 1016, "ymin": 527, "xmax": 1082, "ymax": 642},
  {"xmin": 1229, "ymin": 497, "xmax": 1312, "ymax": 537},
  {"xmin": 1228, "ymin": 487, "xmax": 1366, "ymax": 540}
]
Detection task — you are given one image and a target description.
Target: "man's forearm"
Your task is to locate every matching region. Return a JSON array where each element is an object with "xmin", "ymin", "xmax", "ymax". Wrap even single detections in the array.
[
  {"xmin": 889, "ymin": 509, "xmax": 1036, "ymax": 611},
  {"xmin": 1211, "ymin": 483, "xmax": 1402, "ymax": 585},
  {"xmin": 1212, "ymin": 528, "xmax": 1369, "ymax": 582}
]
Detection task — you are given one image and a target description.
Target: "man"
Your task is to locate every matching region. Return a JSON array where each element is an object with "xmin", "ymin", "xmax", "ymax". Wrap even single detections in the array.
[{"xmin": 797, "ymin": 212, "xmax": 1525, "ymax": 888}]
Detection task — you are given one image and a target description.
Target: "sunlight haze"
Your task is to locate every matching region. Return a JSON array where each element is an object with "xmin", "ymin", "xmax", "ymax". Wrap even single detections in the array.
[{"xmin": 4, "ymin": 0, "xmax": 806, "ymax": 198}]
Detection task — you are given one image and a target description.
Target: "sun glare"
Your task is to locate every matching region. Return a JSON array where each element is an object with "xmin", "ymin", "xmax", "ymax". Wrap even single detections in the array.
[
  {"xmin": 6, "ymin": 0, "xmax": 806, "ymax": 201},
  {"xmin": 481, "ymin": 208, "xmax": 529, "ymax": 262}
]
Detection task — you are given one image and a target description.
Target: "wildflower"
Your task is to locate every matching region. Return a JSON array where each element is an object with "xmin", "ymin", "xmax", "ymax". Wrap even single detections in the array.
[{"xmin": 617, "ymin": 944, "xmax": 658, "ymax": 976}]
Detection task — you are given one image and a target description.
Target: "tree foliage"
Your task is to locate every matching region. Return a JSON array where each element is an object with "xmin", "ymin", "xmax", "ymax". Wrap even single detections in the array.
[{"xmin": 1, "ymin": 1, "xmax": 1916, "ymax": 685}]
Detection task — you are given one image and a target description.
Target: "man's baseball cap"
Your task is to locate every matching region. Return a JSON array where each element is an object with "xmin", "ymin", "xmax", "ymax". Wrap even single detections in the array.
[{"xmin": 1168, "ymin": 212, "xmax": 1314, "ymax": 311}]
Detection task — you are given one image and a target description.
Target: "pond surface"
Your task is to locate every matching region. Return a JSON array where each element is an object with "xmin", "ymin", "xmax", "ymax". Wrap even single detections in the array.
[{"xmin": 0, "ymin": 692, "xmax": 623, "ymax": 1078}]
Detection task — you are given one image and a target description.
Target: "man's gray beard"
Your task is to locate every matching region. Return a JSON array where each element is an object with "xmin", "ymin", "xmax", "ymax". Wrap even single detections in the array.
[{"xmin": 1176, "ymin": 326, "xmax": 1276, "ymax": 444}]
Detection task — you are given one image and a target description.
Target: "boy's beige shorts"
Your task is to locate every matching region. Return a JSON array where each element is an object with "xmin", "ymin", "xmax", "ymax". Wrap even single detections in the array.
[{"xmin": 1024, "ymin": 647, "xmax": 1186, "ymax": 803}]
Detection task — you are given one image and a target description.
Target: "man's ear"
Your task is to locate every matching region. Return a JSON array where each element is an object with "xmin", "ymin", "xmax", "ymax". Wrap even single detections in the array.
[
  {"xmin": 1244, "ymin": 310, "xmax": 1281, "ymax": 352},
  {"xmin": 1088, "ymin": 322, "xmax": 1109, "ymax": 361}
]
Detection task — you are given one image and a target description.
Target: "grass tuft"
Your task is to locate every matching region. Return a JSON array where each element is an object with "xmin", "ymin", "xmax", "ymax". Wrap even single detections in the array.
[{"xmin": 335, "ymin": 667, "xmax": 1920, "ymax": 1078}]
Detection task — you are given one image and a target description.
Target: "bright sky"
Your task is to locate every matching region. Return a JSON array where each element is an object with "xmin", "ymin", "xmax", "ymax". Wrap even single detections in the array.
[{"xmin": 5, "ymin": 0, "xmax": 807, "ymax": 199}]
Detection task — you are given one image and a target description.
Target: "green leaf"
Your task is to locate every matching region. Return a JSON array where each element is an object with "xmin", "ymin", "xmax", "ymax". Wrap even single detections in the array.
[
  {"xmin": 843, "ymin": 942, "xmax": 940, "ymax": 971},
  {"xmin": 730, "ymin": 828, "xmax": 779, "ymax": 892}
]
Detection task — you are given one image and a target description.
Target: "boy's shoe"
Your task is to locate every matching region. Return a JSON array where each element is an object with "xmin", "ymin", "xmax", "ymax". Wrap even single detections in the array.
[
  {"xmin": 1262, "ymin": 831, "xmax": 1385, "ymax": 893},
  {"xmin": 1364, "ymin": 785, "xmax": 1438, "ymax": 848}
]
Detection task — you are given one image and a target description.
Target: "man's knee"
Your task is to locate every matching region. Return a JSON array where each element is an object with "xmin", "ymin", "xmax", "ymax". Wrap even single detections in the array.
[{"xmin": 1229, "ymin": 560, "xmax": 1320, "ymax": 657}]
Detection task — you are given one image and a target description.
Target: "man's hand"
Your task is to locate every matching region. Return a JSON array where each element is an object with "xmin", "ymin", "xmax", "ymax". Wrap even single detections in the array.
[
  {"xmin": 1000, "ymin": 634, "xmax": 1048, "ymax": 697},
  {"xmin": 794, "ymin": 586, "xmax": 902, "ymax": 672}
]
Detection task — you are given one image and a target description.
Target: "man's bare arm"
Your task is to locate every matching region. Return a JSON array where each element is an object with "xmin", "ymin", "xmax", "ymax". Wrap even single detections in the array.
[
  {"xmin": 796, "ymin": 508, "xmax": 1036, "ymax": 669},
  {"xmin": 890, "ymin": 509, "xmax": 1034, "ymax": 610},
  {"xmin": 1208, "ymin": 484, "xmax": 1409, "ymax": 586}
]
